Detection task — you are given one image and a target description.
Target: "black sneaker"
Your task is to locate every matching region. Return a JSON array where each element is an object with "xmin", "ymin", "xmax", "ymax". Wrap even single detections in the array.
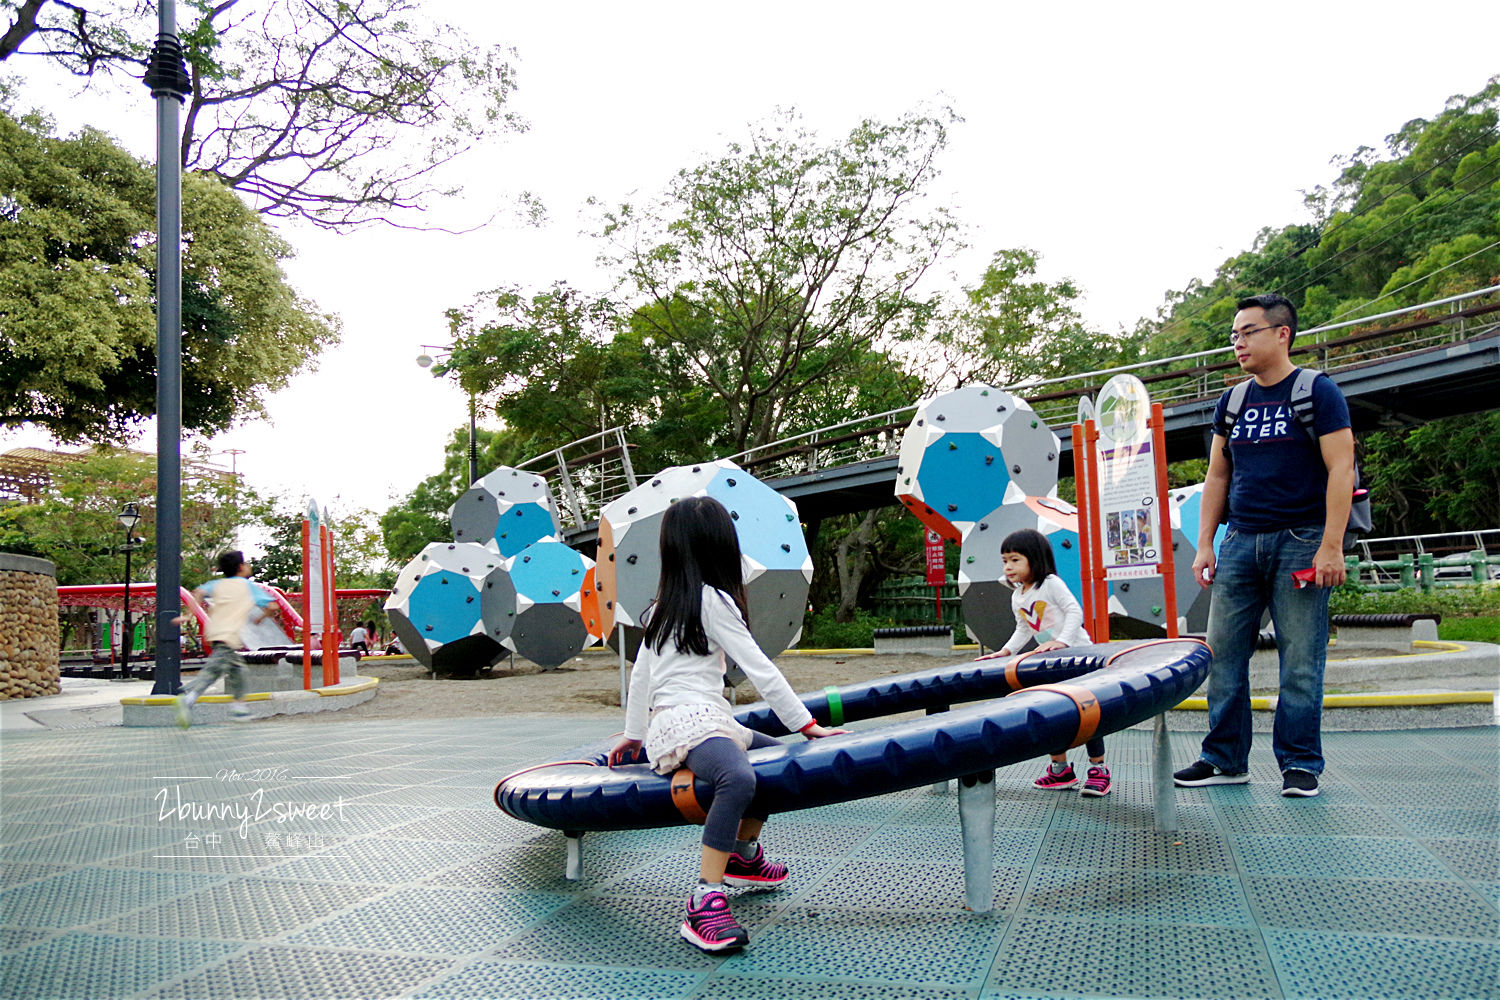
[
  {"xmin": 1281, "ymin": 770, "xmax": 1320, "ymax": 797},
  {"xmin": 1173, "ymin": 760, "xmax": 1250, "ymax": 787}
]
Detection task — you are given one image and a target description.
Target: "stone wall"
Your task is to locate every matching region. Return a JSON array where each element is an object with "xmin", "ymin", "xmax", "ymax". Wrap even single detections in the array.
[{"xmin": 0, "ymin": 554, "xmax": 60, "ymax": 699}]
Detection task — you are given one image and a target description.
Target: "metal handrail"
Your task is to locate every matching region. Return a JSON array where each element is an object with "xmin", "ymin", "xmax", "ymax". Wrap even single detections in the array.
[{"xmin": 518, "ymin": 287, "xmax": 1500, "ymax": 519}]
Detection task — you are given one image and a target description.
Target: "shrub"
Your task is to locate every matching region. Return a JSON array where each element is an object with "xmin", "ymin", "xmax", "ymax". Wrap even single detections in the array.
[
  {"xmin": 1329, "ymin": 585, "xmax": 1500, "ymax": 619},
  {"xmin": 798, "ymin": 607, "xmax": 898, "ymax": 649}
]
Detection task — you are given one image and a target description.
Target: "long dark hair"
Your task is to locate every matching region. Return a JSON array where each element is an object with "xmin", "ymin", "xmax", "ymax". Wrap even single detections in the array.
[
  {"xmin": 1000, "ymin": 528, "xmax": 1057, "ymax": 586},
  {"xmin": 642, "ymin": 496, "xmax": 750, "ymax": 656}
]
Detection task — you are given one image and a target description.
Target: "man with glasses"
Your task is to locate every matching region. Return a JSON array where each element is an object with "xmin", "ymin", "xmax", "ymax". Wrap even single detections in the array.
[{"xmin": 1174, "ymin": 293, "xmax": 1356, "ymax": 797}]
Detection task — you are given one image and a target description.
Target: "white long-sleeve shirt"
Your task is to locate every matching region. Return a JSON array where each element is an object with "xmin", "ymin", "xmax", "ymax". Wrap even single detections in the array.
[
  {"xmin": 1001, "ymin": 574, "xmax": 1091, "ymax": 654},
  {"xmin": 623, "ymin": 585, "xmax": 813, "ymax": 740}
]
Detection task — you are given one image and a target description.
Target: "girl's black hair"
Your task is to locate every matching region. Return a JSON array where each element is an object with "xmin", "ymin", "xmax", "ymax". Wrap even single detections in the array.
[
  {"xmin": 1000, "ymin": 528, "xmax": 1057, "ymax": 585},
  {"xmin": 642, "ymin": 495, "xmax": 750, "ymax": 656}
]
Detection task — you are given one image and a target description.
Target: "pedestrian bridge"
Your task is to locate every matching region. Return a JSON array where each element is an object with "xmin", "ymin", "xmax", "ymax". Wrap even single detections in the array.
[{"xmin": 521, "ymin": 289, "xmax": 1500, "ymax": 545}]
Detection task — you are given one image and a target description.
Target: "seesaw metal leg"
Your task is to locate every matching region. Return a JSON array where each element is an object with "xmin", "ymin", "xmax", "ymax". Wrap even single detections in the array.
[
  {"xmin": 928, "ymin": 705, "xmax": 950, "ymax": 793},
  {"xmin": 958, "ymin": 769, "xmax": 995, "ymax": 912},
  {"xmin": 1151, "ymin": 713, "xmax": 1179, "ymax": 834},
  {"xmin": 565, "ymin": 831, "xmax": 584, "ymax": 881}
]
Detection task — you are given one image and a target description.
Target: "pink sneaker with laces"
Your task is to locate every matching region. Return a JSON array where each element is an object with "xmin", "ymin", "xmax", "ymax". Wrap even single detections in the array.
[
  {"xmin": 1081, "ymin": 765, "xmax": 1112, "ymax": 797},
  {"xmin": 723, "ymin": 843, "xmax": 789, "ymax": 887},
  {"xmin": 681, "ymin": 890, "xmax": 748, "ymax": 952},
  {"xmin": 1034, "ymin": 764, "xmax": 1078, "ymax": 790}
]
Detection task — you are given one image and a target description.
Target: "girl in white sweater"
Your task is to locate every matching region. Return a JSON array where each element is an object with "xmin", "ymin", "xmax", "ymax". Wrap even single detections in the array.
[
  {"xmin": 609, "ymin": 496, "xmax": 843, "ymax": 953},
  {"xmin": 986, "ymin": 528, "xmax": 1110, "ymax": 797}
]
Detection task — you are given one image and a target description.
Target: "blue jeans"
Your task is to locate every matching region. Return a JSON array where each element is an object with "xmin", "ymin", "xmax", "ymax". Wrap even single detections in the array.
[{"xmin": 1200, "ymin": 526, "xmax": 1330, "ymax": 775}]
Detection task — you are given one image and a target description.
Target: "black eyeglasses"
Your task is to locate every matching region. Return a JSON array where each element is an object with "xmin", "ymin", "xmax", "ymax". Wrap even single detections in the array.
[{"xmin": 1227, "ymin": 324, "xmax": 1283, "ymax": 345}]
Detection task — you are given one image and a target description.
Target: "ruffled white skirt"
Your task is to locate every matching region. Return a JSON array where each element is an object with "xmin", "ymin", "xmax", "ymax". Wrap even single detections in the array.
[{"xmin": 644, "ymin": 703, "xmax": 753, "ymax": 775}]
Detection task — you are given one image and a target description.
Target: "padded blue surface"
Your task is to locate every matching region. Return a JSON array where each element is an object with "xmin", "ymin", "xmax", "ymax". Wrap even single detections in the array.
[{"xmin": 495, "ymin": 640, "xmax": 1211, "ymax": 832}]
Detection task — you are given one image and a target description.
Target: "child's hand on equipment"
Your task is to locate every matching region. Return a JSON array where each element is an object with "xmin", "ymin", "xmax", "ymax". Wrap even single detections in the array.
[
  {"xmin": 801, "ymin": 723, "xmax": 847, "ymax": 739},
  {"xmin": 170, "ymin": 615, "xmax": 187, "ymax": 626},
  {"xmin": 975, "ymin": 648, "xmax": 1012, "ymax": 661},
  {"xmin": 608, "ymin": 737, "xmax": 643, "ymax": 766},
  {"xmin": 1035, "ymin": 640, "xmax": 1067, "ymax": 653}
]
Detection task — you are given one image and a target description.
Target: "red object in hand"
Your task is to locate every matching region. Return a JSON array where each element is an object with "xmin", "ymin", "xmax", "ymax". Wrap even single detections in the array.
[{"xmin": 1291, "ymin": 568, "xmax": 1317, "ymax": 589}]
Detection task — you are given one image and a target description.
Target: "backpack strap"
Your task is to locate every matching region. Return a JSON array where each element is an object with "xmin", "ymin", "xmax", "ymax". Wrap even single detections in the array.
[
  {"xmin": 1221, "ymin": 378, "xmax": 1253, "ymax": 437},
  {"xmin": 1289, "ymin": 367, "xmax": 1321, "ymax": 443}
]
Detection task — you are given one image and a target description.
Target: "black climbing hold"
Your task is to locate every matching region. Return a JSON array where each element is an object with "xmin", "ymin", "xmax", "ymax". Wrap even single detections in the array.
[
  {"xmin": 984, "ymin": 455, "xmax": 994, "ymax": 466},
  {"xmin": 979, "ymin": 522, "xmax": 988, "ymax": 531},
  {"xmin": 730, "ymin": 511, "xmax": 739, "ymax": 520},
  {"xmin": 1012, "ymin": 464, "xmax": 1021, "ymax": 474},
  {"xmin": 628, "ymin": 506, "xmax": 638, "ymax": 515},
  {"xmin": 781, "ymin": 543, "xmax": 791, "ymax": 552},
  {"xmin": 1061, "ymin": 539, "xmax": 1073, "ymax": 549},
  {"xmin": 727, "ymin": 478, "xmax": 737, "ymax": 486},
  {"xmin": 627, "ymin": 554, "xmax": 638, "ymax": 564},
  {"xmin": 947, "ymin": 504, "xmax": 958, "ymax": 512}
]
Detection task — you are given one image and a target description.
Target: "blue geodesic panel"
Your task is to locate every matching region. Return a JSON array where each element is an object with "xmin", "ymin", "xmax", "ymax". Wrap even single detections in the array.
[
  {"xmin": 895, "ymin": 385, "xmax": 1061, "ymax": 542},
  {"xmin": 480, "ymin": 538, "xmax": 596, "ymax": 669},
  {"xmin": 596, "ymin": 459, "xmax": 810, "ymax": 655},
  {"xmin": 448, "ymin": 466, "xmax": 562, "ymax": 558},
  {"xmin": 957, "ymin": 497, "xmax": 1084, "ymax": 649},
  {"xmin": 385, "ymin": 542, "xmax": 506, "ymax": 672}
]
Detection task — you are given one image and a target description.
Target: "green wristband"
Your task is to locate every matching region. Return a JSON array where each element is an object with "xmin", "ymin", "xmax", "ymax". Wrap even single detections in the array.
[{"xmin": 823, "ymin": 686, "xmax": 844, "ymax": 727}]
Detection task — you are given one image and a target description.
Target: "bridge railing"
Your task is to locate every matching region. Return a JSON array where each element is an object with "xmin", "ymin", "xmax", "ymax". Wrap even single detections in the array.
[
  {"xmin": 517, "ymin": 427, "xmax": 638, "ymax": 531},
  {"xmin": 521, "ymin": 286, "xmax": 1500, "ymax": 519}
]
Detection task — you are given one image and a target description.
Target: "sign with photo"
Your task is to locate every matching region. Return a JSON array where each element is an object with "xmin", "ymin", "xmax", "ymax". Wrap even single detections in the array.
[{"xmin": 1093, "ymin": 375, "xmax": 1162, "ymax": 581}]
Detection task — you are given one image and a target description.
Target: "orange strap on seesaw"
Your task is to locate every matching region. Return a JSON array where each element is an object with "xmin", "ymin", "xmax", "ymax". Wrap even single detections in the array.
[
  {"xmin": 670, "ymin": 768, "xmax": 708, "ymax": 824},
  {"xmin": 1023, "ymin": 683, "xmax": 1103, "ymax": 748}
]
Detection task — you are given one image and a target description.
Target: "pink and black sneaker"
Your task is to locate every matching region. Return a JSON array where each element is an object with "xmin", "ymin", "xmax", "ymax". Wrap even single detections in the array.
[
  {"xmin": 681, "ymin": 890, "xmax": 749, "ymax": 953},
  {"xmin": 1034, "ymin": 764, "xmax": 1078, "ymax": 790},
  {"xmin": 1080, "ymin": 765, "xmax": 1113, "ymax": 797},
  {"xmin": 723, "ymin": 843, "xmax": 789, "ymax": 887}
]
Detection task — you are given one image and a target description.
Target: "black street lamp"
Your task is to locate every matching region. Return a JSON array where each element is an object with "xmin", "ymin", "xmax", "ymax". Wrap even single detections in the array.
[
  {"xmin": 417, "ymin": 346, "xmax": 479, "ymax": 485},
  {"xmin": 118, "ymin": 502, "xmax": 142, "ymax": 678}
]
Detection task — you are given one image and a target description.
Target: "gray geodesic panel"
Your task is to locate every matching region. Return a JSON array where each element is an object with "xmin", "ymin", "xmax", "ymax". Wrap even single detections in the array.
[
  {"xmin": 895, "ymin": 384, "xmax": 1061, "ymax": 541},
  {"xmin": 448, "ymin": 465, "xmax": 562, "ymax": 558},
  {"xmin": 596, "ymin": 459, "xmax": 811, "ymax": 657},
  {"xmin": 480, "ymin": 538, "xmax": 596, "ymax": 668},
  {"xmin": 956, "ymin": 497, "xmax": 1083, "ymax": 649},
  {"xmin": 384, "ymin": 542, "xmax": 506, "ymax": 672}
]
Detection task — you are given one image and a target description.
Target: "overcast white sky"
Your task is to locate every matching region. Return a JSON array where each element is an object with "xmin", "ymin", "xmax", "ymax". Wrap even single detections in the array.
[{"xmin": 4, "ymin": 1, "xmax": 1498, "ymax": 548}]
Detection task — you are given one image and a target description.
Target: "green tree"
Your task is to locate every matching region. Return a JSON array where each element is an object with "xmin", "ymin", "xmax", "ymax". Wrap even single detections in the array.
[
  {"xmin": 378, "ymin": 425, "xmax": 525, "ymax": 565},
  {"xmin": 595, "ymin": 106, "xmax": 961, "ymax": 454},
  {"xmin": 0, "ymin": 445, "xmax": 263, "ymax": 587},
  {"xmin": 1, "ymin": 0, "xmax": 523, "ymax": 229},
  {"xmin": 1143, "ymin": 75, "xmax": 1500, "ymax": 356},
  {"xmin": 932, "ymin": 248, "xmax": 1134, "ymax": 388},
  {"xmin": 256, "ymin": 496, "xmax": 395, "ymax": 593},
  {"xmin": 0, "ymin": 103, "xmax": 339, "ymax": 442},
  {"xmin": 1359, "ymin": 413, "xmax": 1500, "ymax": 535}
]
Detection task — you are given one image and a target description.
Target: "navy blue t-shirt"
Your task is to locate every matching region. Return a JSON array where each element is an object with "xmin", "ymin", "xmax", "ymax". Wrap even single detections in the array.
[{"xmin": 1212, "ymin": 369, "xmax": 1351, "ymax": 532}]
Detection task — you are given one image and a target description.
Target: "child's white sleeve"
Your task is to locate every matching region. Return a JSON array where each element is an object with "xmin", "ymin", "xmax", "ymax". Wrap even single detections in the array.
[
  {"xmin": 1001, "ymin": 587, "xmax": 1031, "ymax": 654},
  {"xmin": 622, "ymin": 641, "xmax": 655, "ymax": 740},
  {"xmin": 704, "ymin": 590, "xmax": 814, "ymax": 733},
  {"xmin": 1050, "ymin": 577, "xmax": 1092, "ymax": 646}
]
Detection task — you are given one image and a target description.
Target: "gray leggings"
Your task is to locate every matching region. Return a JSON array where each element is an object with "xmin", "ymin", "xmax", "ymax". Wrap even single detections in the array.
[
  {"xmin": 180, "ymin": 642, "xmax": 247, "ymax": 701},
  {"xmin": 683, "ymin": 731, "xmax": 781, "ymax": 853}
]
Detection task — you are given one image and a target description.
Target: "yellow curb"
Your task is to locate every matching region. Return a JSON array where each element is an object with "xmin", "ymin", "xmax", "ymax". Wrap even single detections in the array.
[
  {"xmin": 121, "ymin": 678, "xmax": 378, "ymax": 706},
  {"xmin": 315, "ymin": 678, "xmax": 379, "ymax": 697},
  {"xmin": 1171, "ymin": 690, "xmax": 1493, "ymax": 711}
]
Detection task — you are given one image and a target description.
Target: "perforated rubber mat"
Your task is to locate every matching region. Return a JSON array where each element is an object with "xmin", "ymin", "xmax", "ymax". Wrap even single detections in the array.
[{"xmin": 1, "ymin": 717, "xmax": 1495, "ymax": 999}]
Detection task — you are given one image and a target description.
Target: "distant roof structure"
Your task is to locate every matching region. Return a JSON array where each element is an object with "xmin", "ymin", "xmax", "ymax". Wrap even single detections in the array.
[{"xmin": 0, "ymin": 447, "xmax": 234, "ymax": 504}]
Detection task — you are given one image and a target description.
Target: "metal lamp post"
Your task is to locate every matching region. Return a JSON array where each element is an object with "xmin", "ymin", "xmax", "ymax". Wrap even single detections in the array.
[
  {"xmin": 417, "ymin": 347, "xmax": 479, "ymax": 485},
  {"xmin": 118, "ymin": 503, "xmax": 141, "ymax": 678}
]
